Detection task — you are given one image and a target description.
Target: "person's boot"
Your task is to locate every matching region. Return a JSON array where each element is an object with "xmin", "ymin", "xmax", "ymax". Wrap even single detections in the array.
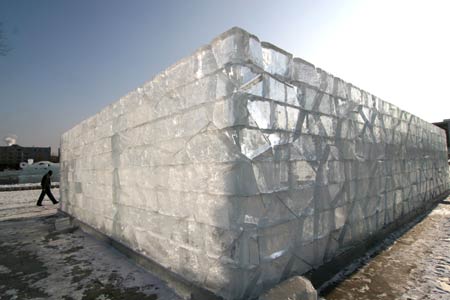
[{"xmin": 36, "ymin": 203, "xmax": 42, "ymax": 206}]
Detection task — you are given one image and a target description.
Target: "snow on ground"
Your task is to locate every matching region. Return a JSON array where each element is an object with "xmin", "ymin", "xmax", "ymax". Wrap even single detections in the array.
[
  {"xmin": 0, "ymin": 183, "xmax": 47, "ymax": 188},
  {"xmin": 0, "ymin": 189, "xmax": 181, "ymax": 300},
  {"xmin": 322, "ymin": 195, "xmax": 450, "ymax": 300},
  {"xmin": 0, "ymin": 182, "xmax": 60, "ymax": 191},
  {"xmin": 0, "ymin": 188, "xmax": 60, "ymax": 221}
]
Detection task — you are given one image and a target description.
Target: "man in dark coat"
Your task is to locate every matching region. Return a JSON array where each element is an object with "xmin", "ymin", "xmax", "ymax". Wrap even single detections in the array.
[{"xmin": 36, "ymin": 170, "xmax": 59, "ymax": 206}]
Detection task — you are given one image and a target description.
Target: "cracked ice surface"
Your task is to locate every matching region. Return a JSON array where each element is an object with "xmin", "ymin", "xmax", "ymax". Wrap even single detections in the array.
[{"xmin": 60, "ymin": 27, "xmax": 450, "ymax": 300}]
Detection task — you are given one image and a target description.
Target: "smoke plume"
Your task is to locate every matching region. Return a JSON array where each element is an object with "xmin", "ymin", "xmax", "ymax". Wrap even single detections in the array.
[{"xmin": 4, "ymin": 134, "xmax": 17, "ymax": 146}]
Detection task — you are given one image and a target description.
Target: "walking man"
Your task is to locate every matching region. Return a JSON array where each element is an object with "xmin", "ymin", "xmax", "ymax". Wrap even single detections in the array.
[{"xmin": 36, "ymin": 170, "xmax": 59, "ymax": 206}]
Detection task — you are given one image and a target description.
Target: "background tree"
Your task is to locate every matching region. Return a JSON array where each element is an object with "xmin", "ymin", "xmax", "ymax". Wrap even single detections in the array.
[{"xmin": 0, "ymin": 22, "xmax": 10, "ymax": 56}]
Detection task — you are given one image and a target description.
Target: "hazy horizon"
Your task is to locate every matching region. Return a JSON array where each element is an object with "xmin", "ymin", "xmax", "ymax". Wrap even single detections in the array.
[{"xmin": 1, "ymin": 0, "xmax": 449, "ymax": 154}]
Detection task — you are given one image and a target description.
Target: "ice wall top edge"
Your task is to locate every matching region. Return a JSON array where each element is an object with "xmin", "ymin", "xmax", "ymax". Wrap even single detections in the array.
[
  {"xmin": 236, "ymin": 28, "xmax": 442, "ymax": 138},
  {"xmin": 60, "ymin": 26, "xmax": 249, "ymax": 140},
  {"xmin": 61, "ymin": 26, "xmax": 444, "ymax": 141}
]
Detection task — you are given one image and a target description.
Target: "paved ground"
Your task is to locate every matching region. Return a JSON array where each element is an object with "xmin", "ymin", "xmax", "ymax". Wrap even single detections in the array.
[
  {"xmin": 322, "ymin": 195, "xmax": 450, "ymax": 300},
  {"xmin": 0, "ymin": 188, "xmax": 181, "ymax": 300}
]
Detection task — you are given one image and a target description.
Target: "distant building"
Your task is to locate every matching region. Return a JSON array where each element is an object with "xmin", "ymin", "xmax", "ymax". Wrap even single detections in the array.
[
  {"xmin": 49, "ymin": 148, "xmax": 60, "ymax": 163},
  {"xmin": 433, "ymin": 119, "xmax": 450, "ymax": 160},
  {"xmin": 0, "ymin": 145, "xmax": 51, "ymax": 170}
]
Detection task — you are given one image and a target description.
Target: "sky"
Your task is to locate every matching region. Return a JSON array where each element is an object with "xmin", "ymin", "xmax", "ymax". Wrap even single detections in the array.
[{"xmin": 0, "ymin": 0, "xmax": 449, "ymax": 153}]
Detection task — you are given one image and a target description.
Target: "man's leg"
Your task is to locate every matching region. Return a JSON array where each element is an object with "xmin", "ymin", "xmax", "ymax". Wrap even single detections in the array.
[
  {"xmin": 45, "ymin": 189, "xmax": 59, "ymax": 204},
  {"xmin": 36, "ymin": 189, "xmax": 46, "ymax": 206}
]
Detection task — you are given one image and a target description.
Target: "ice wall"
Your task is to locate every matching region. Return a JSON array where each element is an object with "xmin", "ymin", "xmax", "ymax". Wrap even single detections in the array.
[{"xmin": 60, "ymin": 27, "xmax": 450, "ymax": 299}]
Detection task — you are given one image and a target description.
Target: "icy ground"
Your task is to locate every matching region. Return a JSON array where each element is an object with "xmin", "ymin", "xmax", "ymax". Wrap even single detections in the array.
[
  {"xmin": 322, "ymin": 195, "xmax": 450, "ymax": 300},
  {"xmin": 0, "ymin": 188, "xmax": 60, "ymax": 221},
  {"xmin": 0, "ymin": 189, "xmax": 181, "ymax": 300},
  {"xmin": 0, "ymin": 182, "xmax": 59, "ymax": 189}
]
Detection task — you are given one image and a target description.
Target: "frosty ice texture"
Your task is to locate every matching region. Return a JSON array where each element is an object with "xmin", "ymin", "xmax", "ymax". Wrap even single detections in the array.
[{"xmin": 60, "ymin": 27, "xmax": 450, "ymax": 299}]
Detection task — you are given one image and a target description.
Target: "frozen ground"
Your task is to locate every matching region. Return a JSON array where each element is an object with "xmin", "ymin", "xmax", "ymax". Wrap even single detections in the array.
[
  {"xmin": 0, "ymin": 188, "xmax": 60, "ymax": 221},
  {"xmin": 322, "ymin": 195, "xmax": 450, "ymax": 300},
  {"xmin": 0, "ymin": 189, "xmax": 181, "ymax": 300},
  {"xmin": 0, "ymin": 183, "xmax": 59, "ymax": 189}
]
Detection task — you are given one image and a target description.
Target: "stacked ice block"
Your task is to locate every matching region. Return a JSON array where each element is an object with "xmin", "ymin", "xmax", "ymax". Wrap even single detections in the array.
[{"xmin": 60, "ymin": 27, "xmax": 449, "ymax": 299}]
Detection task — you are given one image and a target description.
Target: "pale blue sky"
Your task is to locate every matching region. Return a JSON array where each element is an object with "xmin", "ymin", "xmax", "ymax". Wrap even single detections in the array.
[{"xmin": 1, "ymin": 0, "xmax": 449, "ymax": 153}]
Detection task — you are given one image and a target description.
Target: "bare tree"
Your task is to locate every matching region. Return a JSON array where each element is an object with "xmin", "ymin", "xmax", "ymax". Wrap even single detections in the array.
[{"xmin": 0, "ymin": 22, "xmax": 10, "ymax": 56}]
